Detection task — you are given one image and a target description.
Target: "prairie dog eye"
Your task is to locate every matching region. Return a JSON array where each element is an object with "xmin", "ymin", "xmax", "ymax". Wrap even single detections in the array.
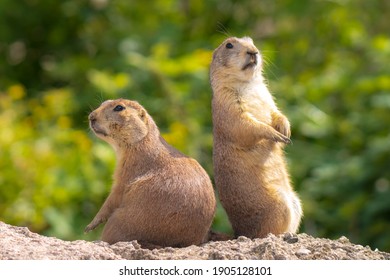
[
  {"xmin": 113, "ymin": 105, "xmax": 125, "ymax": 112},
  {"xmin": 226, "ymin": 43, "xmax": 234, "ymax": 49}
]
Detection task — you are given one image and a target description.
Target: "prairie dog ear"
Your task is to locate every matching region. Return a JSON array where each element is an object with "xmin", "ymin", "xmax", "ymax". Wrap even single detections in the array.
[
  {"xmin": 139, "ymin": 108, "xmax": 147, "ymax": 121},
  {"xmin": 212, "ymin": 50, "xmax": 218, "ymax": 60}
]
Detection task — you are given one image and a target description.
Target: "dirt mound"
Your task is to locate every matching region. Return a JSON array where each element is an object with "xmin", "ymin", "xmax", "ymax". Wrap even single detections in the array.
[{"xmin": 0, "ymin": 221, "xmax": 388, "ymax": 260}]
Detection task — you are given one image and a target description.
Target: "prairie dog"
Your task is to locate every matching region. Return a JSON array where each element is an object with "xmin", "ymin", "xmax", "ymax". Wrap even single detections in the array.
[
  {"xmin": 210, "ymin": 37, "xmax": 302, "ymax": 238},
  {"xmin": 85, "ymin": 99, "xmax": 216, "ymax": 247}
]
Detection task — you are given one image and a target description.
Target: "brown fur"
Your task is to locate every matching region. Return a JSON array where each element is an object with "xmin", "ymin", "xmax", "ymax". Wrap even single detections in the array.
[
  {"xmin": 210, "ymin": 37, "xmax": 302, "ymax": 238},
  {"xmin": 85, "ymin": 99, "xmax": 216, "ymax": 247}
]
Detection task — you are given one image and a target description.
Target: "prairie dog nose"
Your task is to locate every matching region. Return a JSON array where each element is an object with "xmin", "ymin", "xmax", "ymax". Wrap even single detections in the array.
[
  {"xmin": 247, "ymin": 50, "xmax": 259, "ymax": 65},
  {"xmin": 89, "ymin": 112, "xmax": 97, "ymax": 123},
  {"xmin": 247, "ymin": 50, "xmax": 258, "ymax": 56}
]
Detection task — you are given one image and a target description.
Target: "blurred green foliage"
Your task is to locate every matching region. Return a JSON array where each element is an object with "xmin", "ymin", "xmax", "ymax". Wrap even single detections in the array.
[{"xmin": 0, "ymin": 0, "xmax": 389, "ymax": 251}]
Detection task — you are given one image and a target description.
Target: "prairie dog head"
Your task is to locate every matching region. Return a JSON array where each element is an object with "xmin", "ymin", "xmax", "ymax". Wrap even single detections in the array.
[
  {"xmin": 210, "ymin": 36, "xmax": 263, "ymax": 87},
  {"xmin": 89, "ymin": 99, "xmax": 150, "ymax": 149}
]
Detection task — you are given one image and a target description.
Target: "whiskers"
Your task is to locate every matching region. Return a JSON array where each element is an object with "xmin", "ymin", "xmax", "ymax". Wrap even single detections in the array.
[
  {"xmin": 216, "ymin": 22, "xmax": 232, "ymax": 39},
  {"xmin": 84, "ymin": 91, "xmax": 104, "ymax": 132},
  {"xmin": 260, "ymin": 50, "xmax": 279, "ymax": 79}
]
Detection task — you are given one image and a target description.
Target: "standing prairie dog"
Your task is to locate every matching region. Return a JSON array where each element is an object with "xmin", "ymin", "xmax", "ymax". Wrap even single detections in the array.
[
  {"xmin": 210, "ymin": 37, "xmax": 302, "ymax": 238},
  {"xmin": 85, "ymin": 99, "xmax": 216, "ymax": 247}
]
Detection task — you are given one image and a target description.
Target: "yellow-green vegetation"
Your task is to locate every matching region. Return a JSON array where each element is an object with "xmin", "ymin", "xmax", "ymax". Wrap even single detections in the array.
[{"xmin": 0, "ymin": 0, "xmax": 389, "ymax": 251}]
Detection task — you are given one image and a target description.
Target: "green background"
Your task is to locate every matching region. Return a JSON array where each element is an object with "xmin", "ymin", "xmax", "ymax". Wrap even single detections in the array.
[{"xmin": 1, "ymin": 0, "xmax": 389, "ymax": 252}]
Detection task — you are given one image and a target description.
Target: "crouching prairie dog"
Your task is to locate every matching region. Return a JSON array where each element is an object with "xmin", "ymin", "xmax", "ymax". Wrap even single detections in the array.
[
  {"xmin": 85, "ymin": 98, "xmax": 216, "ymax": 247},
  {"xmin": 210, "ymin": 36, "xmax": 302, "ymax": 238}
]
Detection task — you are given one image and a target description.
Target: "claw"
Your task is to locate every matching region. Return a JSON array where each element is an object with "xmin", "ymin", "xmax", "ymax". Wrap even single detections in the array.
[
  {"xmin": 84, "ymin": 225, "xmax": 93, "ymax": 233},
  {"xmin": 84, "ymin": 220, "xmax": 100, "ymax": 233},
  {"xmin": 272, "ymin": 132, "xmax": 291, "ymax": 144}
]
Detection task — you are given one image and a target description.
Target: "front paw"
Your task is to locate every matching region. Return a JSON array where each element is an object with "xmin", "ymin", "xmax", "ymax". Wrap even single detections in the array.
[
  {"xmin": 84, "ymin": 218, "xmax": 102, "ymax": 233},
  {"xmin": 272, "ymin": 113, "xmax": 291, "ymax": 138}
]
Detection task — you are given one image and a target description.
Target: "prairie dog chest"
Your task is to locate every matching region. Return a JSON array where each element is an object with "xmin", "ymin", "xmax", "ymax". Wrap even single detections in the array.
[{"xmin": 238, "ymin": 83, "xmax": 276, "ymax": 124}]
